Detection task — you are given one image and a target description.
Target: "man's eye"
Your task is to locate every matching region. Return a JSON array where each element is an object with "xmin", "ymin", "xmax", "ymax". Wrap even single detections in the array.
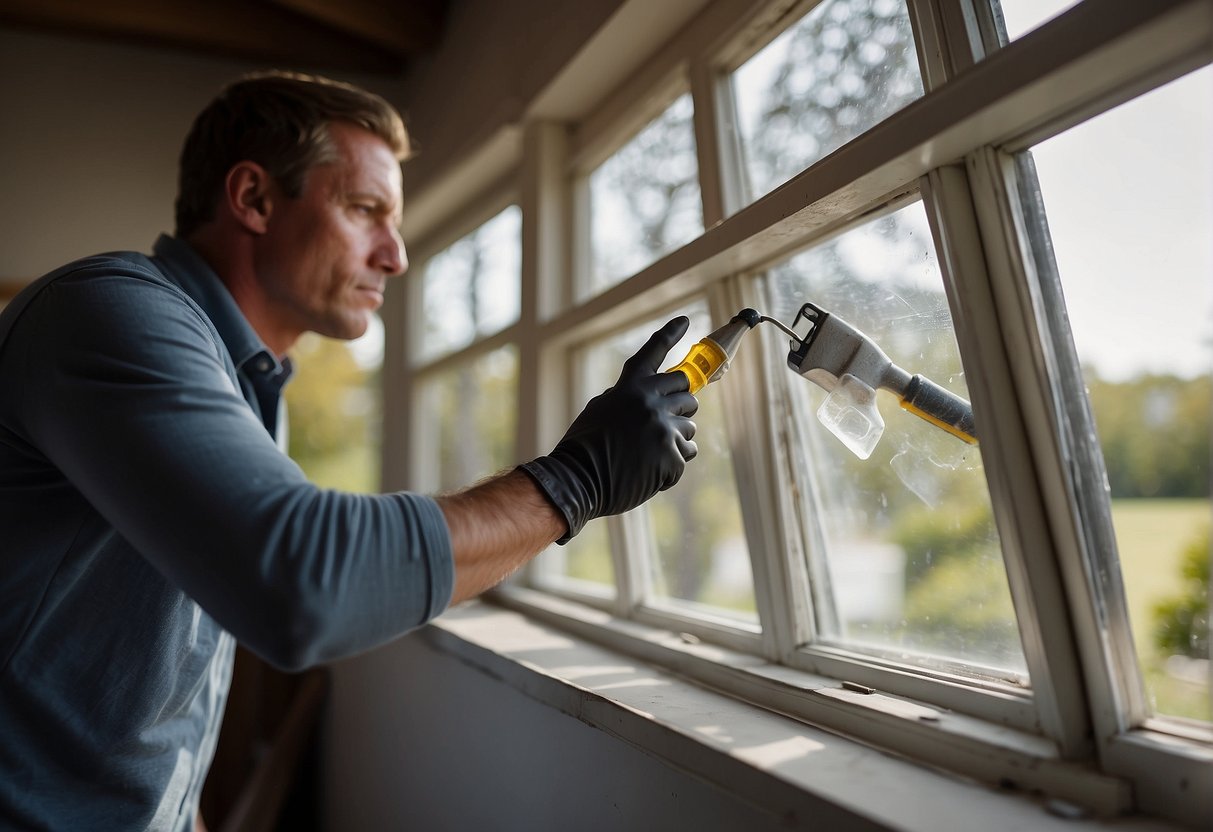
[{"xmin": 353, "ymin": 204, "xmax": 374, "ymax": 215}]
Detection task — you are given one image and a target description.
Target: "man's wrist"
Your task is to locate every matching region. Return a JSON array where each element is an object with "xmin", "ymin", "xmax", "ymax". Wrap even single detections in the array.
[{"xmin": 517, "ymin": 458, "xmax": 581, "ymax": 544}]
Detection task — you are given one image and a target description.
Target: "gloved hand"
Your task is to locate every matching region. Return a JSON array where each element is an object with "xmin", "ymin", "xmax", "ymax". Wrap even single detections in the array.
[{"xmin": 521, "ymin": 317, "xmax": 699, "ymax": 544}]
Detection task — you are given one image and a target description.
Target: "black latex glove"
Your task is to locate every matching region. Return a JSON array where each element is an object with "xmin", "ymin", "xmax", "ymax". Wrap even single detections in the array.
[{"xmin": 521, "ymin": 317, "xmax": 699, "ymax": 544}]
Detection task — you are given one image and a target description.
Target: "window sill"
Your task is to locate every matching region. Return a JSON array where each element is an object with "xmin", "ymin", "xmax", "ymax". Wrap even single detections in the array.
[{"xmin": 424, "ymin": 594, "xmax": 1183, "ymax": 831}]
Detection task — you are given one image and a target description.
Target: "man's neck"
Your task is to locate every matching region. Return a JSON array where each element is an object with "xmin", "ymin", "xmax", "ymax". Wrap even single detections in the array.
[{"xmin": 182, "ymin": 228, "xmax": 298, "ymax": 357}]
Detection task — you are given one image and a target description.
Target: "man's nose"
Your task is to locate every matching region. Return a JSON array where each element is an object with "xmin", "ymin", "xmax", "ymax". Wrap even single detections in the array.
[{"xmin": 374, "ymin": 225, "xmax": 407, "ymax": 276}]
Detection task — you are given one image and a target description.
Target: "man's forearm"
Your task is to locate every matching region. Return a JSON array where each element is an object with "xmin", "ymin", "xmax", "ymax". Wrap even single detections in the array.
[{"xmin": 436, "ymin": 468, "xmax": 566, "ymax": 604}]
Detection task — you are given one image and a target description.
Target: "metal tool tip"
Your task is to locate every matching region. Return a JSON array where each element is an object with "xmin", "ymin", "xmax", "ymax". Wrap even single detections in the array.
[{"xmin": 735, "ymin": 308, "xmax": 761, "ymax": 328}]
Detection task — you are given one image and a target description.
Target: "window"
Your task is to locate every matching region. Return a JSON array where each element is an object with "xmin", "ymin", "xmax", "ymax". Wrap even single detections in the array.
[
  {"xmin": 418, "ymin": 205, "xmax": 521, "ymax": 362},
  {"xmin": 415, "ymin": 345, "xmax": 518, "ymax": 492},
  {"xmin": 286, "ymin": 320, "xmax": 384, "ymax": 493},
  {"xmin": 1024, "ymin": 66, "xmax": 1212, "ymax": 721},
  {"xmin": 581, "ymin": 93, "xmax": 702, "ymax": 297},
  {"xmin": 534, "ymin": 302, "xmax": 758, "ymax": 623},
  {"xmin": 730, "ymin": 0, "xmax": 923, "ymax": 205},
  {"xmin": 998, "ymin": 0, "xmax": 1081, "ymax": 42},
  {"xmin": 769, "ymin": 201, "xmax": 1025, "ymax": 677},
  {"xmin": 406, "ymin": 204, "xmax": 522, "ymax": 492},
  {"xmin": 391, "ymin": 0, "xmax": 1213, "ymax": 825}
]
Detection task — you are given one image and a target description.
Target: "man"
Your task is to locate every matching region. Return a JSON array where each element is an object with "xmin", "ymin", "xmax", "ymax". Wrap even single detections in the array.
[{"xmin": 0, "ymin": 72, "xmax": 697, "ymax": 830}]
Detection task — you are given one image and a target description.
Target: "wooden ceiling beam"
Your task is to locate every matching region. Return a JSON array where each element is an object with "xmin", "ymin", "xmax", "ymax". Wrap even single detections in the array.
[
  {"xmin": 0, "ymin": 0, "xmax": 407, "ymax": 74},
  {"xmin": 265, "ymin": 0, "xmax": 446, "ymax": 55},
  {"xmin": 0, "ymin": 279, "xmax": 28, "ymax": 304}
]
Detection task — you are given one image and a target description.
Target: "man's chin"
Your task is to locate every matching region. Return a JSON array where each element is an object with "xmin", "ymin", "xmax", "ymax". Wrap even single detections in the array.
[{"xmin": 314, "ymin": 316, "xmax": 371, "ymax": 342}]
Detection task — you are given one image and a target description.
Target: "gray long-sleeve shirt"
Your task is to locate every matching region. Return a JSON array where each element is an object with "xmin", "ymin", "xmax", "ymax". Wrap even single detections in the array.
[{"xmin": 0, "ymin": 235, "xmax": 453, "ymax": 830}]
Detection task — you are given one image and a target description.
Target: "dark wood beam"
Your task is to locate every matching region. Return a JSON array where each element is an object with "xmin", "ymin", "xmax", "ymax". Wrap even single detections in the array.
[
  {"xmin": 0, "ymin": 0, "xmax": 407, "ymax": 74},
  {"xmin": 265, "ymin": 0, "xmax": 446, "ymax": 55},
  {"xmin": 0, "ymin": 279, "xmax": 29, "ymax": 304}
]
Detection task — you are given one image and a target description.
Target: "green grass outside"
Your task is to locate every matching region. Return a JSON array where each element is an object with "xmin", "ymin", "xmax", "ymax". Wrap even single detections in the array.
[{"xmin": 1111, "ymin": 498, "xmax": 1211, "ymax": 721}]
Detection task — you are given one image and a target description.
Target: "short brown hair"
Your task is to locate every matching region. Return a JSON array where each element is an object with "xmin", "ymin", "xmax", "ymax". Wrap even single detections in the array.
[{"xmin": 174, "ymin": 71, "xmax": 410, "ymax": 237}]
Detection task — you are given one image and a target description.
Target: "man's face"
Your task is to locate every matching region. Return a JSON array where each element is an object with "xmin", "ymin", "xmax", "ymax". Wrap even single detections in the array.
[{"xmin": 256, "ymin": 121, "xmax": 406, "ymax": 349}]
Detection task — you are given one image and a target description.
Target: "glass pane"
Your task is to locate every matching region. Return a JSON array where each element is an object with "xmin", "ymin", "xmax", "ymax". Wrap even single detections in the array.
[
  {"xmin": 532, "ymin": 339, "xmax": 632, "ymax": 592},
  {"xmin": 731, "ymin": 0, "xmax": 924, "ymax": 206},
  {"xmin": 286, "ymin": 320, "xmax": 384, "ymax": 493},
  {"xmin": 578, "ymin": 304, "xmax": 759, "ymax": 623},
  {"xmin": 1028, "ymin": 67, "xmax": 1212, "ymax": 721},
  {"xmin": 586, "ymin": 94, "xmax": 702, "ymax": 296},
  {"xmin": 769, "ymin": 201, "xmax": 1027, "ymax": 676},
  {"xmin": 538, "ymin": 520, "xmax": 616, "ymax": 595},
  {"xmin": 420, "ymin": 205, "xmax": 521, "ymax": 360},
  {"xmin": 995, "ymin": 0, "xmax": 1080, "ymax": 43},
  {"xmin": 416, "ymin": 346, "xmax": 518, "ymax": 492},
  {"xmin": 648, "ymin": 394, "xmax": 755, "ymax": 622}
]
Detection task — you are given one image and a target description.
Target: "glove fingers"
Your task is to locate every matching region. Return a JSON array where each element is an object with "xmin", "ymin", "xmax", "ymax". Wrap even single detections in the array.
[
  {"xmin": 673, "ymin": 425, "xmax": 697, "ymax": 466},
  {"xmin": 672, "ymin": 415, "xmax": 696, "ymax": 442},
  {"xmin": 676, "ymin": 435, "xmax": 698, "ymax": 462},
  {"xmin": 665, "ymin": 390, "xmax": 699, "ymax": 418},
  {"xmin": 650, "ymin": 371, "xmax": 693, "ymax": 399},
  {"xmin": 620, "ymin": 316, "xmax": 690, "ymax": 381},
  {"xmin": 660, "ymin": 436, "xmax": 696, "ymax": 490}
]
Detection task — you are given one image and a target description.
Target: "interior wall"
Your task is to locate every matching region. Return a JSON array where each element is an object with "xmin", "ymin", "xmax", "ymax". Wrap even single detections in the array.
[
  {"xmin": 324, "ymin": 632, "xmax": 860, "ymax": 832},
  {"xmin": 0, "ymin": 28, "xmax": 401, "ymax": 283}
]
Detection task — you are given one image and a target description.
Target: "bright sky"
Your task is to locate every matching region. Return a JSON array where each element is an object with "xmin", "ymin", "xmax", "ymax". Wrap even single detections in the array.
[
  {"xmin": 1031, "ymin": 67, "xmax": 1212, "ymax": 381},
  {"xmin": 1004, "ymin": 3, "xmax": 1212, "ymax": 382}
]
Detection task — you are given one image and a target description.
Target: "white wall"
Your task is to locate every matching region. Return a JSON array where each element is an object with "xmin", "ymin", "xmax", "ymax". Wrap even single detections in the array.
[{"xmin": 0, "ymin": 28, "xmax": 401, "ymax": 282}]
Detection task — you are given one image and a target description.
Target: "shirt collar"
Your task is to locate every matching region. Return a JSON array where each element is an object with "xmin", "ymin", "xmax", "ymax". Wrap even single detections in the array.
[{"xmin": 150, "ymin": 234, "xmax": 291, "ymax": 382}]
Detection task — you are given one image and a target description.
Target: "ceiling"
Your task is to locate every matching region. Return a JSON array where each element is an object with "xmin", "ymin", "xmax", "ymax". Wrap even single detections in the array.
[{"xmin": 0, "ymin": 0, "xmax": 452, "ymax": 75}]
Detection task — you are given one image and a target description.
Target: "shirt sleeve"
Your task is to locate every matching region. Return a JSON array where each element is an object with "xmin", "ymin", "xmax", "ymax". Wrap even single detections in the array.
[{"xmin": 13, "ymin": 266, "xmax": 454, "ymax": 670}]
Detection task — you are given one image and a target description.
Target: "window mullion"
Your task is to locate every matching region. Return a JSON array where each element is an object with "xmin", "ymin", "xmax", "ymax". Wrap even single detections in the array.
[
  {"xmin": 996, "ymin": 149, "xmax": 1150, "ymax": 730},
  {"xmin": 906, "ymin": 0, "xmax": 993, "ymax": 87},
  {"xmin": 380, "ymin": 253, "xmax": 413, "ymax": 494},
  {"xmin": 519, "ymin": 121, "xmax": 568, "ymax": 588},
  {"xmin": 920, "ymin": 156, "xmax": 1093, "ymax": 758},
  {"xmin": 689, "ymin": 58, "xmax": 726, "ymax": 229},
  {"xmin": 689, "ymin": 55, "xmax": 747, "ymax": 226},
  {"xmin": 609, "ymin": 511, "xmax": 652, "ymax": 617},
  {"xmin": 519, "ymin": 121, "xmax": 570, "ymax": 460},
  {"xmin": 707, "ymin": 275, "xmax": 810, "ymax": 661}
]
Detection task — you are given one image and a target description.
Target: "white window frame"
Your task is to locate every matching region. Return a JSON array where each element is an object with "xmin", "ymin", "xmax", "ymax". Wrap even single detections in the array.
[{"xmin": 386, "ymin": 0, "xmax": 1213, "ymax": 825}]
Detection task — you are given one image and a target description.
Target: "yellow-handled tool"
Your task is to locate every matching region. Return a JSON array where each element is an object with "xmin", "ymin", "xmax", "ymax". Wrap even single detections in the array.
[{"xmin": 666, "ymin": 308, "xmax": 761, "ymax": 394}]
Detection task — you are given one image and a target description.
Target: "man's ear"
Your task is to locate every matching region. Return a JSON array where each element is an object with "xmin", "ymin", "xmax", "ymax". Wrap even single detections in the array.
[{"xmin": 224, "ymin": 162, "xmax": 275, "ymax": 235}]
